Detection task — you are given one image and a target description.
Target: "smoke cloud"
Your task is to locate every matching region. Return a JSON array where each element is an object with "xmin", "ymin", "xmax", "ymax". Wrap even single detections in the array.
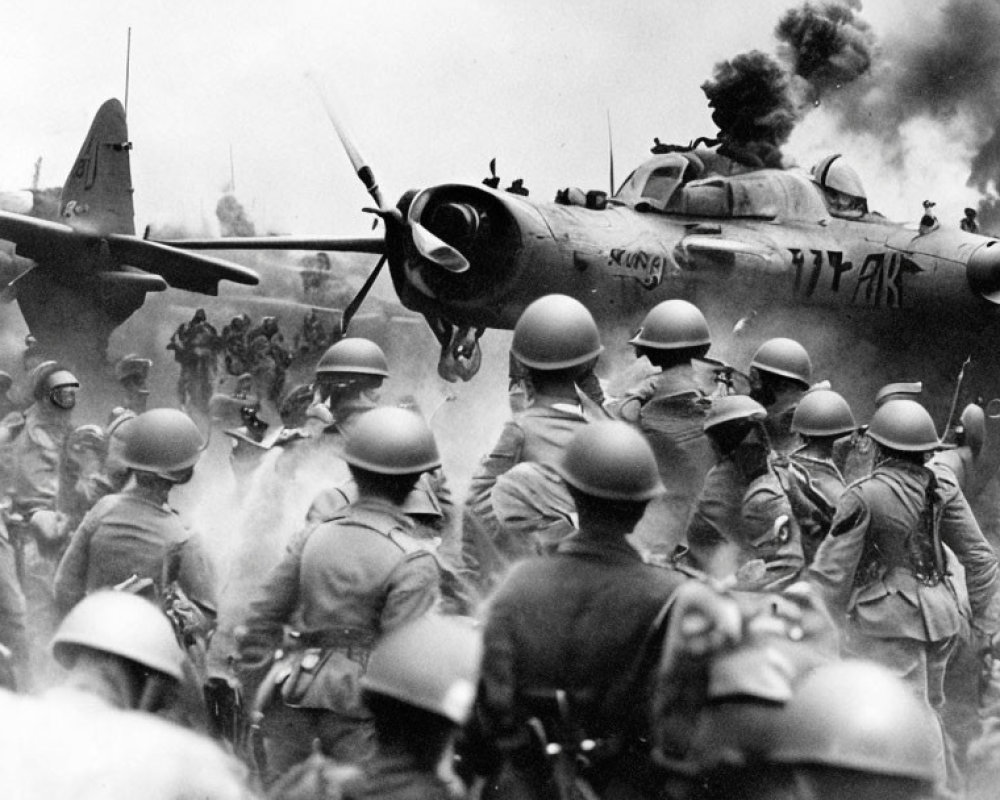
[
  {"xmin": 701, "ymin": 50, "xmax": 799, "ymax": 168},
  {"xmin": 775, "ymin": 0, "xmax": 875, "ymax": 102},
  {"xmin": 215, "ymin": 193, "xmax": 257, "ymax": 237}
]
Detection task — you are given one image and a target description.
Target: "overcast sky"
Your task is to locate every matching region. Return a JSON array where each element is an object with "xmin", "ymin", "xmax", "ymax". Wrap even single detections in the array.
[{"xmin": 5, "ymin": 0, "xmax": 959, "ymax": 239}]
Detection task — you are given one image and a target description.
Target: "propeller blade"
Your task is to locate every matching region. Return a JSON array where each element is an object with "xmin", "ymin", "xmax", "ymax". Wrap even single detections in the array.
[
  {"xmin": 306, "ymin": 72, "xmax": 385, "ymax": 210},
  {"xmin": 106, "ymin": 235, "xmax": 259, "ymax": 295},
  {"xmin": 410, "ymin": 222, "xmax": 469, "ymax": 273},
  {"xmin": 155, "ymin": 235, "xmax": 385, "ymax": 253}
]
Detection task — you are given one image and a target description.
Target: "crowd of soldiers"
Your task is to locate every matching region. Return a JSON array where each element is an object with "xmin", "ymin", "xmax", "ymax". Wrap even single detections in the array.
[{"xmin": 0, "ymin": 293, "xmax": 999, "ymax": 800}]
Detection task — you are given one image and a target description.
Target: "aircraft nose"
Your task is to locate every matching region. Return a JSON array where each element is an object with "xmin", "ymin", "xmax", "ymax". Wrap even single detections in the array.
[{"xmin": 968, "ymin": 240, "xmax": 1000, "ymax": 303}]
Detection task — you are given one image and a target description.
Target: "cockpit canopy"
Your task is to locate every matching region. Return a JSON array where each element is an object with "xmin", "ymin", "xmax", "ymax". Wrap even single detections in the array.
[
  {"xmin": 809, "ymin": 154, "xmax": 869, "ymax": 218},
  {"xmin": 614, "ymin": 153, "xmax": 830, "ymax": 221}
]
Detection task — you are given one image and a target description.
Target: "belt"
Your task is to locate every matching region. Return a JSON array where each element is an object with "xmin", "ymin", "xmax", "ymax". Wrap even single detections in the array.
[{"xmin": 297, "ymin": 626, "xmax": 376, "ymax": 649}]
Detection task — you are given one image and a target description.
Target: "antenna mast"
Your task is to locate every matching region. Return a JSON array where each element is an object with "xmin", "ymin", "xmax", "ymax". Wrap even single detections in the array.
[
  {"xmin": 606, "ymin": 110, "xmax": 616, "ymax": 195},
  {"xmin": 124, "ymin": 27, "xmax": 132, "ymax": 115}
]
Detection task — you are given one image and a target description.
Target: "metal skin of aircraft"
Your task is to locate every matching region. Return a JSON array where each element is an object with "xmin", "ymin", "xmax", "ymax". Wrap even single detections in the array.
[
  {"xmin": 0, "ymin": 98, "xmax": 260, "ymax": 366},
  {"xmin": 160, "ymin": 142, "xmax": 1000, "ymax": 429}
]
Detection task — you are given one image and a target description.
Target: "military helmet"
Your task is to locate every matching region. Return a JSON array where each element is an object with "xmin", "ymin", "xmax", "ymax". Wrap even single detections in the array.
[
  {"xmin": 556, "ymin": 421, "xmax": 664, "ymax": 502},
  {"xmin": 511, "ymin": 294, "xmax": 603, "ymax": 370},
  {"xmin": 874, "ymin": 381, "xmax": 922, "ymax": 407},
  {"xmin": 341, "ymin": 406, "xmax": 440, "ymax": 475},
  {"xmin": 810, "ymin": 154, "xmax": 866, "ymax": 201},
  {"xmin": 867, "ymin": 399, "xmax": 940, "ymax": 452},
  {"xmin": 51, "ymin": 590, "xmax": 186, "ymax": 681},
  {"xmin": 766, "ymin": 660, "xmax": 939, "ymax": 782},
  {"xmin": 30, "ymin": 361, "xmax": 77, "ymax": 402},
  {"xmin": 315, "ymin": 338, "xmax": 389, "ymax": 378},
  {"xmin": 116, "ymin": 408, "xmax": 207, "ymax": 479},
  {"xmin": 704, "ymin": 395, "xmax": 767, "ymax": 431},
  {"xmin": 361, "ymin": 614, "xmax": 482, "ymax": 725},
  {"xmin": 791, "ymin": 389, "xmax": 856, "ymax": 437},
  {"xmin": 750, "ymin": 338, "xmax": 812, "ymax": 387},
  {"xmin": 629, "ymin": 299, "xmax": 711, "ymax": 350}
]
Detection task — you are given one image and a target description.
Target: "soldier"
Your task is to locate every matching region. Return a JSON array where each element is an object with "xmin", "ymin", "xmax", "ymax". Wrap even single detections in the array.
[
  {"xmin": 465, "ymin": 421, "xmax": 686, "ymax": 800},
  {"xmin": 222, "ymin": 312, "xmax": 252, "ymax": 376},
  {"xmin": 168, "ymin": 308, "xmax": 222, "ymax": 414},
  {"xmin": 223, "ymin": 405, "xmax": 273, "ymax": 484},
  {"xmin": 464, "ymin": 294, "xmax": 603, "ymax": 589},
  {"xmin": 0, "ymin": 371, "xmax": 16, "ymax": 420},
  {"xmin": 838, "ymin": 380, "xmax": 922, "ymax": 482},
  {"xmin": 747, "ymin": 337, "xmax": 813, "ymax": 455},
  {"xmin": 611, "ymin": 299, "xmax": 716, "ymax": 557},
  {"xmin": 313, "ymin": 338, "xmax": 388, "ymax": 427},
  {"xmin": 54, "ymin": 409, "xmax": 217, "ymax": 622},
  {"xmin": 247, "ymin": 316, "xmax": 292, "ymax": 404},
  {"xmin": 114, "ymin": 353, "xmax": 153, "ymax": 414},
  {"xmin": 0, "ymin": 590, "xmax": 254, "ymax": 800},
  {"xmin": 294, "ymin": 308, "xmax": 330, "ymax": 357},
  {"xmin": 809, "ymin": 398, "xmax": 1000, "ymax": 788},
  {"xmin": 775, "ymin": 389, "xmax": 855, "ymax": 564},
  {"xmin": 696, "ymin": 660, "xmax": 941, "ymax": 800},
  {"xmin": 271, "ymin": 614, "xmax": 482, "ymax": 800},
  {"xmin": 685, "ymin": 395, "xmax": 804, "ymax": 589},
  {"xmin": 962, "ymin": 207, "xmax": 980, "ymax": 234},
  {"xmin": 2, "ymin": 363, "xmax": 80, "ymax": 675},
  {"xmin": 235, "ymin": 407, "xmax": 443, "ymax": 782},
  {"xmin": 490, "ymin": 461, "xmax": 577, "ymax": 557}
]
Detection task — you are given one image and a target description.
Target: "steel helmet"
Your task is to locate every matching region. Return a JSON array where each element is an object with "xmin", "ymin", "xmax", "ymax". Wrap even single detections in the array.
[
  {"xmin": 874, "ymin": 381, "xmax": 922, "ymax": 407},
  {"xmin": 867, "ymin": 399, "xmax": 940, "ymax": 452},
  {"xmin": 750, "ymin": 338, "xmax": 812, "ymax": 387},
  {"xmin": 704, "ymin": 395, "xmax": 767, "ymax": 431},
  {"xmin": 51, "ymin": 591, "xmax": 186, "ymax": 681},
  {"xmin": 791, "ymin": 389, "xmax": 856, "ymax": 437},
  {"xmin": 361, "ymin": 614, "xmax": 482, "ymax": 725},
  {"xmin": 341, "ymin": 406, "xmax": 441, "ymax": 475},
  {"xmin": 511, "ymin": 294, "xmax": 603, "ymax": 370},
  {"xmin": 117, "ymin": 408, "xmax": 207, "ymax": 478},
  {"xmin": 556, "ymin": 421, "xmax": 664, "ymax": 501},
  {"xmin": 30, "ymin": 361, "xmax": 78, "ymax": 402},
  {"xmin": 767, "ymin": 660, "xmax": 939, "ymax": 781},
  {"xmin": 315, "ymin": 338, "xmax": 389, "ymax": 378},
  {"xmin": 810, "ymin": 154, "xmax": 866, "ymax": 201},
  {"xmin": 629, "ymin": 299, "xmax": 711, "ymax": 350}
]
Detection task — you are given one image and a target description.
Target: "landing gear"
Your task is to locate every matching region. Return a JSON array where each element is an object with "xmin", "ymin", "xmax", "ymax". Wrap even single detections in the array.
[{"xmin": 430, "ymin": 318, "xmax": 484, "ymax": 382}]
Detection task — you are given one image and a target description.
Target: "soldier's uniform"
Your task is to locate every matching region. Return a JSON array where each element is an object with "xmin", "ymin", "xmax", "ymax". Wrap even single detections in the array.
[
  {"xmin": 686, "ymin": 458, "xmax": 804, "ymax": 590},
  {"xmin": 471, "ymin": 534, "xmax": 685, "ymax": 800},
  {"xmin": 463, "ymin": 394, "xmax": 590, "ymax": 581},
  {"xmin": 774, "ymin": 447, "xmax": 845, "ymax": 565},
  {"xmin": 614, "ymin": 364, "xmax": 714, "ymax": 556},
  {"xmin": 809, "ymin": 457, "xmax": 1000, "ymax": 784},
  {"xmin": 53, "ymin": 485, "xmax": 218, "ymax": 616},
  {"xmin": 238, "ymin": 497, "xmax": 440, "ymax": 781}
]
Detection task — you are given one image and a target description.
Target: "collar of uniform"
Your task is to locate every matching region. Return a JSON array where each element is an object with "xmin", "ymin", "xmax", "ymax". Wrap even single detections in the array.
[
  {"xmin": 652, "ymin": 363, "xmax": 702, "ymax": 397},
  {"xmin": 346, "ymin": 496, "xmax": 416, "ymax": 530},
  {"xmin": 122, "ymin": 484, "xmax": 172, "ymax": 512},
  {"xmin": 530, "ymin": 392, "xmax": 585, "ymax": 418},
  {"xmin": 556, "ymin": 532, "xmax": 644, "ymax": 563}
]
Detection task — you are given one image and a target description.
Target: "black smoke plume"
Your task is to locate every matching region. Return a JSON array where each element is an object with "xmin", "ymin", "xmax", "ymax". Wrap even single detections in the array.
[
  {"xmin": 701, "ymin": 50, "xmax": 799, "ymax": 168},
  {"xmin": 775, "ymin": 1, "xmax": 875, "ymax": 102}
]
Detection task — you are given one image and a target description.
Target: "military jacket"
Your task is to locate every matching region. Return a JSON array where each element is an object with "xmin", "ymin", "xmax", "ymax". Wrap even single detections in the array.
[
  {"xmin": 54, "ymin": 487, "xmax": 218, "ymax": 615},
  {"xmin": 685, "ymin": 459, "xmax": 804, "ymax": 589},
  {"xmin": 614, "ymin": 364, "xmax": 715, "ymax": 555},
  {"xmin": 463, "ymin": 395, "xmax": 589, "ymax": 579},
  {"xmin": 809, "ymin": 459, "xmax": 1000, "ymax": 642},
  {"xmin": 239, "ymin": 498, "xmax": 440, "ymax": 711},
  {"xmin": 775, "ymin": 449, "xmax": 846, "ymax": 565},
  {"xmin": 9, "ymin": 404, "xmax": 71, "ymax": 514},
  {"xmin": 475, "ymin": 533, "xmax": 686, "ymax": 767}
]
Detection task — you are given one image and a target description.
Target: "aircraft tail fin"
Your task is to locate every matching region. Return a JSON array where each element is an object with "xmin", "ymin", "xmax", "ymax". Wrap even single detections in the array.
[{"xmin": 59, "ymin": 98, "xmax": 135, "ymax": 236}]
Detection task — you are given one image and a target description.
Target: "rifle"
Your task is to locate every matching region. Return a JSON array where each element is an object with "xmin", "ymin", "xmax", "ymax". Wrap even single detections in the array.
[{"xmin": 943, "ymin": 355, "xmax": 972, "ymax": 441}]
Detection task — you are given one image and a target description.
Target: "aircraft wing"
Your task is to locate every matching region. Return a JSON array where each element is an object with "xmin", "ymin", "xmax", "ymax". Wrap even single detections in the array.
[
  {"xmin": 0, "ymin": 211, "xmax": 81, "ymax": 261},
  {"xmin": 106, "ymin": 235, "xmax": 260, "ymax": 296},
  {"xmin": 158, "ymin": 235, "xmax": 385, "ymax": 253}
]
